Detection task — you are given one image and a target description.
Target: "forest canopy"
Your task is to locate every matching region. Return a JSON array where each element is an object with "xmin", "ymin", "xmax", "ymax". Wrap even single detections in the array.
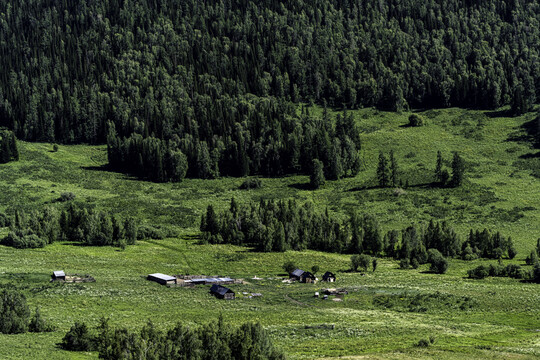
[{"xmin": 0, "ymin": 0, "xmax": 538, "ymax": 147}]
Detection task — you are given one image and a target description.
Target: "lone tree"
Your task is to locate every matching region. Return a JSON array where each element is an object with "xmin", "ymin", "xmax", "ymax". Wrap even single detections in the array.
[
  {"xmin": 408, "ymin": 114, "xmax": 424, "ymax": 127},
  {"xmin": 450, "ymin": 152, "xmax": 465, "ymax": 187},
  {"xmin": 390, "ymin": 150, "xmax": 398, "ymax": 187},
  {"xmin": 310, "ymin": 159, "xmax": 325, "ymax": 189},
  {"xmin": 351, "ymin": 254, "xmax": 372, "ymax": 272},
  {"xmin": 0, "ymin": 290, "xmax": 30, "ymax": 334},
  {"xmin": 377, "ymin": 151, "xmax": 389, "ymax": 188},
  {"xmin": 282, "ymin": 261, "xmax": 297, "ymax": 275}
]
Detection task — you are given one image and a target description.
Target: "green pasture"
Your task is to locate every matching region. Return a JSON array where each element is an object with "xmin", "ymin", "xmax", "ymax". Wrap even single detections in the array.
[{"xmin": 0, "ymin": 107, "xmax": 539, "ymax": 358}]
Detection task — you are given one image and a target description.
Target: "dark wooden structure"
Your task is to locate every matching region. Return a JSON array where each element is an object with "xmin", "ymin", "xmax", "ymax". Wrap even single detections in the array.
[
  {"xmin": 322, "ymin": 271, "xmax": 336, "ymax": 282},
  {"xmin": 290, "ymin": 269, "xmax": 316, "ymax": 283},
  {"xmin": 210, "ymin": 284, "xmax": 235, "ymax": 300}
]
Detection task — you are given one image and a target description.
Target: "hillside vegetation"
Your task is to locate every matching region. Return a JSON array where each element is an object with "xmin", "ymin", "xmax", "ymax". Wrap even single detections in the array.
[{"xmin": 0, "ymin": 107, "xmax": 539, "ymax": 358}]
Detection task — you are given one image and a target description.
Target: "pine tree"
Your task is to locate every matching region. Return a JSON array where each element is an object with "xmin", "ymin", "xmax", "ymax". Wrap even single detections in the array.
[
  {"xmin": 390, "ymin": 150, "xmax": 398, "ymax": 187},
  {"xmin": 377, "ymin": 151, "xmax": 389, "ymax": 188},
  {"xmin": 310, "ymin": 159, "xmax": 325, "ymax": 189},
  {"xmin": 450, "ymin": 152, "xmax": 465, "ymax": 187}
]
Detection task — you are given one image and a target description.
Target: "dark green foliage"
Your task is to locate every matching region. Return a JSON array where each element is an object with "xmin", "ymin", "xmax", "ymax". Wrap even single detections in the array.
[
  {"xmin": 3, "ymin": 204, "xmax": 137, "ymax": 248},
  {"xmin": 351, "ymin": 254, "xmax": 371, "ymax": 272},
  {"xmin": 29, "ymin": 308, "xmax": 54, "ymax": 333},
  {"xmin": 2, "ymin": 229, "xmax": 47, "ymax": 249},
  {"xmin": 59, "ymin": 192, "xmax": 76, "ymax": 202},
  {"xmin": 463, "ymin": 229, "xmax": 516, "ymax": 259},
  {"xmin": 2, "ymin": 0, "xmax": 538, "ymax": 150},
  {"xmin": 450, "ymin": 152, "xmax": 465, "ymax": 187},
  {"xmin": 283, "ymin": 262, "xmax": 297, "ymax": 275},
  {"xmin": 240, "ymin": 178, "xmax": 263, "ymax": 190},
  {"xmin": 427, "ymin": 249, "xmax": 449, "ymax": 274},
  {"xmin": 435, "ymin": 151, "xmax": 444, "ymax": 184},
  {"xmin": 0, "ymin": 130, "xmax": 19, "ymax": 163},
  {"xmin": 65, "ymin": 318, "xmax": 285, "ymax": 359},
  {"xmin": 311, "ymin": 265, "xmax": 320, "ymax": 275},
  {"xmin": 61, "ymin": 322, "xmax": 95, "ymax": 352},
  {"xmin": 136, "ymin": 225, "xmax": 174, "ymax": 241},
  {"xmin": 377, "ymin": 152, "xmax": 389, "ymax": 188},
  {"xmin": 468, "ymin": 263, "xmax": 526, "ymax": 280},
  {"xmin": 0, "ymin": 290, "xmax": 30, "ymax": 334},
  {"xmin": 532, "ymin": 263, "xmax": 540, "ymax": 283},
  {"xmin": 526, "ymin": 250, "xmax": 539, "ymax": 265},
  {"xmin": 372, "ymin": 258, "xmax": 378, "ymax": 272},
  {"xmin": 310, "ymin": 159, "xmax": 325, "ymax": 189},
  {"xmin": 408, "ymin": 114, "xmax": 424, "ymax": 127}
]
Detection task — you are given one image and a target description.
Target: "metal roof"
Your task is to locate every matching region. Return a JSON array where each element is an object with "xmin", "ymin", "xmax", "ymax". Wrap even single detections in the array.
[
  {"xmin": 291, "ymin": 269, "xmax": 305, "ymax": 277},
  {"xmin": 53, "ymin": 271, "xmax": 65, "ymax": 277},
  {"xmin": 210, "ymin": 284, "xmax": 233, "ymax": 296},
  {"xmin": 148, "ymin": 273, "xmax": 176, "ymax": 281}
]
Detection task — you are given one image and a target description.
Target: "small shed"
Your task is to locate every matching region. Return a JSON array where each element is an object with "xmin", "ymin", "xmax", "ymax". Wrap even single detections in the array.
[
  {"xmin": 210, "ymin": 284, "xmax": 235, "ymax": 300},
  {"xmin": 322, "ymin": 271, "xmax": 336, "ymax": 282},
  {"xmin": 52, "ymin": 271, "xmax": 65, "ymax": 281},
  {"xmin": 291, "ymin": 269, "xmax": 316, "ymax": 283},
  {"xmin": 290, "ymin": 269, "xmax": 305, "ymax": 280},
  {"xmin": 147, "ymin": 273, "xmax": 176, "ymax": 285}
]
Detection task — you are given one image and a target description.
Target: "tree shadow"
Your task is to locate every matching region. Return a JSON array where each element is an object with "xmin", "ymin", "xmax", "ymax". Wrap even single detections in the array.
[
  {"xmin": 485, "ymin": 109, "xmax": 512, "ymax": 118},
  {"xmin": 288, "ymin": 182, "xmax": 314, "ymax": 190},
  {"xmin": 507, "ymin": 118, "xmax": 539, "ymax": 148}
]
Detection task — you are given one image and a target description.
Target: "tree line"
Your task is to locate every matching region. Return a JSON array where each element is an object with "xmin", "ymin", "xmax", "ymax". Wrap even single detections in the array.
[
  {"xmin": 0, "ymin": 0, "xmax": 537, "ymax": 148},
  {"xmin": 0, "ymin": 129, "xmax": 19, "ymax": 163},
  {"xmin": 200, "ymin": 198, "xmax": 516, "ymax": 266},
  {"xmin": 107, "ymin": 106, "xmax": 361, "ymax": 180},
  {"xmin": 61, "ymin": 317, "xmax": 285, "ymax": 360},
  {"xmin": 1, "ymin": 203, "xmax": 138, "ymax": 249}
]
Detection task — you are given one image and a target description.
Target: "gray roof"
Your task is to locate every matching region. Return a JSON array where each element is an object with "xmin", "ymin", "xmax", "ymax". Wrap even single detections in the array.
[
  {"xmin": 148, "ymin": 273, "xmax": 176, "ymax": 281},
  {"xmin": 210, "ymin": 284, "xmax": 233, "ymax": 296},
  {"xmin": 291, "ymin": 269, "xmax": 305, "ymax": 277},
  {"xmin": 53, "ymin": 271, "xmax": 65, "ymax": 277}
]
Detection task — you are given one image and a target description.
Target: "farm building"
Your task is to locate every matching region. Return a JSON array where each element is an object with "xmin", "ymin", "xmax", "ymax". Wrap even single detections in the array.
[
  {"xmin": 51, "ymin": 271, "xmax": 65, "ymax": 281},
  {"xmin": 322, "ymin": 271, "xmax": 336, "ymax": 282},
  {"xmin": 147, "ymin": 273, "xmax": 176, "ymax": 285},
  {"xmin": 290, "ymin": 269, "xmax": 317, "ymax": 283},
  {"xmin": 210, "ymin": 284, "xmax": 235, "ymax": 300}
]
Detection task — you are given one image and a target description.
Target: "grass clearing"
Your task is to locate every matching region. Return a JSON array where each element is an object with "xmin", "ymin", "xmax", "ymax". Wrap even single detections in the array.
[{"xmin": 0, "ymin": 107, "xmax": 539, "ymax": 358}]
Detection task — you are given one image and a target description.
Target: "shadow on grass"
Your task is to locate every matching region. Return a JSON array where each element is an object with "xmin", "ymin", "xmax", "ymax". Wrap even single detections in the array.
[
  {"xmin": 348, "ymin": 182, "xmax": 440, "ymax": 192},
  {"xmin": 485, "ymin": 109, "xmax": 513, "ymax": 118},
  {"xmin": 288, "ymin": 182, "xmax": 314, "ymax": 190}
]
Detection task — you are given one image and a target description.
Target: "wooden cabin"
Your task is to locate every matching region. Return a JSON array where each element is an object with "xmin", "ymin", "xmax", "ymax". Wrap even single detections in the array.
[
  {"xmin": 322, "ymin": 271, "xmax": 336, "ymax": 282},
  {"xmin": 210, "ymin": 284, "xmax": 235, "ymax": 300},
  {"xmin": 290, "ymin": 269, "xmax": 316, "ymax": 283}
]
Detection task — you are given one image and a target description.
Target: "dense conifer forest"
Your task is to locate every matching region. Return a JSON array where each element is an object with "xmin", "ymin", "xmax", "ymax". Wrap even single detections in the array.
[{"xmin": 0, "ymin": 0, "xmax": 538, "ymax": 178}]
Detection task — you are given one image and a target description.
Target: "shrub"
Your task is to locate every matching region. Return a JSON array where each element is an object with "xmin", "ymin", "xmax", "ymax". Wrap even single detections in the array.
[
  {"xmin": 427, "ymin": 249, "xmax": 448, "ymax": 274},
  {"xmin": 137, "ymin": 225, "xmax": 174, "ymax": 240},
  {"xmin": 59, "ymin": 192, "xmax": 76, "ymax": 202},
  {"xmin": 468, "ymin": 265, "xmax": 489, "ymax": 279},
  {"xmin": 283, "ymin": 261, "xmax": 297, "ymax": 275},
  {"xmin": 408, "ymin": 114, "xmax": 424, "ymax": 127},
  {"xmin": 61, "ymin": 322, "xmax": 95, "ymax": 351},
  {"xmin": 399, "ymin": 258, "xmax": 410, "ymax": 269},
  {"xmin": 526, "ymin": 250, "xmax": 539, "ymax": 265},
  {"xmin": 0, "ymin": 290, "xmax": 30, "ymax": 334},
  {"xmin": 351, "ymin": 254, "xmax": 371, "ymax": 272},
  {"xmin": 29, "ymin": 308, "xmax": 54, "ymax": 333},
  {"xmin": 239, "ymin": 178, "xmax": 262, "ymax": 190},
  {"xmin": 2, "ymin": 230, "xmax": 47, "ymax": 249},
  {"xmin": 53, "ymin": 144, "xmax": 59, "ymax": 152}
]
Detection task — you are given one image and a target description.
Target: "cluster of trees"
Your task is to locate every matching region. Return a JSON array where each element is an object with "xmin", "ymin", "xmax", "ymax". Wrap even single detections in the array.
[
  {"xmin": 468, "ymin": 262, "xmax": 528, "ymax": 280},
  {"xmin": 435, "ymin": 151, "xmax": 465, "ymax": 187},
  {"xmin": 0, "ymin": 129, "xmax": 18, "ymax": 163},
  {"xmin": 0, "ymin": 290, "xmax": 53, "ymax": 334},
  {"xmin": 462, "ymin": 229, "xmax": 517, "ymax": 260},
  {"xmin": 200, "ymin": 199, "xmax": 515, "ymax": 272},
  {"xmin": 107, "ymin": 107, "xmax": 361, "ymax": 181},
  {"xmin": 61, "ymin": 317, "xmax": 285, "ymax": 360},
  {"xmin": 1, "ymin": 0, "xmax": 537, "ymax": 148},
  {"xmin": 2, "ymin": 204, "xmax": 137, "ymax": 249}
]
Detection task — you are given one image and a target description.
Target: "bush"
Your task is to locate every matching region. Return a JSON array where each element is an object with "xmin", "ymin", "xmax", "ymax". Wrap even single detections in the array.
[
  {"xmin": 399, "ymin": 258, "xmax": 410, "ymax": 269},
  {"xmin": 239, "ymin": 178, "xmax": 262, "ymax": 190},
  {"xmin": 283, "ymin": 261, "xmax": 297, "ymax": 275},
  {"xmin": 427, "ymin": 249, "xmax": 448, "ymax": 274},
  {"xmin": 53, "ymin": 144, "xmax": 59, "ymax": 152},
  {"xmin": 351, "ymin": 254, "xmax": 371, "ymax": 272},
  {"xmin": 61, "ymin": 322, "xmax": 95, "ymax": 351},
  {"xmin": 408, "ymin": 114, "xmax": 424, "ymax": 127},
  {"xmin": 2, "ymin": 230, "xmax": 47, "ymax": 249},
  {"xmin": 29, "ymin": 308, "xmax": 54, "ymax": 333},
  {"xmin": 137, "ymin": 225, "xmax": 175, "ymax": 240},
  {"xmin": 468, "ymin": 265, "xmax": 489, "ymax": 279},
  {"xmin": 0, "ymin": 290, "xmax": 30, "ymax": 334},
  {"xmin": 59, "ymin": 192, "xmax": 76, "ymax": 202}
]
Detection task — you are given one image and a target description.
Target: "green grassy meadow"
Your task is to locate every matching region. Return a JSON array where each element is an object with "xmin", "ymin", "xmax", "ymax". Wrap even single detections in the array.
[{"xmin": 0, "ymin": 107, "xmax": 539, "ymax": 359}]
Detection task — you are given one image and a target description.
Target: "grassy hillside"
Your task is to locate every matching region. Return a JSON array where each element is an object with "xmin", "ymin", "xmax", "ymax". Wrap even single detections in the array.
[{"xmin": 0, "ymin": 107, "xmax": 539, "ymax": 359}]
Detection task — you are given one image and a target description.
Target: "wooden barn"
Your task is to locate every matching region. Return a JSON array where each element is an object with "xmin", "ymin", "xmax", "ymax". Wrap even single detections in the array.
[
  {"xmin": 322, "ymin": 271, "xmax": 336, "ymax": 282},
  {"xmin": 291, "ymin": 269, "xmax": 317, "ymax": 283},
  {"xmin": 210, "ymin": 284, "xmax": 235, "ymax": 300},
  {"xmin": 147, "ymin": 273, "xmax": 176, "ymax": 285},
  {"xmin": 51, "ymin": 271, "xmax": 65, "ymax": 281}
]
